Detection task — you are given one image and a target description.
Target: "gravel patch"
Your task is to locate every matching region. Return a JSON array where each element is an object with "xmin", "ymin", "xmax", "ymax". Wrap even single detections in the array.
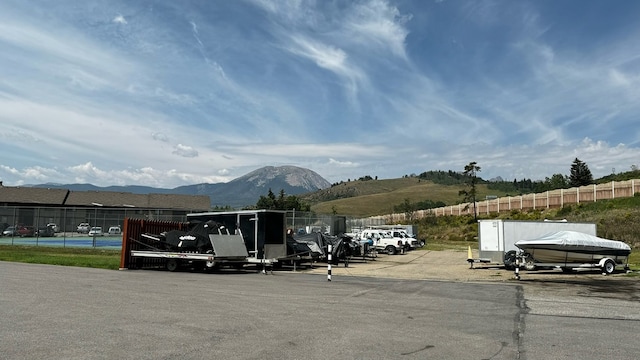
[{"xmin": 300, "ymin": 249, "xmax": 635, "ymax": 284}]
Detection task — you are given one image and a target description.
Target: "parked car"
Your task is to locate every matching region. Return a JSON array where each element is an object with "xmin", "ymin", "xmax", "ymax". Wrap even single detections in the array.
[
  {"xmin": 46, "ymin": 223, "xmax": 58, "ymax": 233},
  {"xmin": 77, "ymin": 223, "xmax": 90, "ymax": 233},
  {"xmin": 2, "ymin": 226, "xmax": 18, "ymax": 236},
  {"xmin": 17, "ymin": 226, "xmax": 35, "ymax": 237},
  {"xmin": 108, "ymin": 226, "xmax": 121, "ymax": 235},
  {"xmin": 36, "ymin": 226, "xmax": 56, "ymax": 237},
  {"xmin": 88, "ymin": 227, "xmax": 103, "ymax": 236},
  {"xmin": 357, "ymin": 229, "xmax": 405, "ymax": 255}
]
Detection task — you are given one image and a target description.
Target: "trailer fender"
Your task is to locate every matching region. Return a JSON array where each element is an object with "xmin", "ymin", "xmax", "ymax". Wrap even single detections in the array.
[{"xmin": 599, "ymin": 258, "xmax": 616, "ymax": 275}]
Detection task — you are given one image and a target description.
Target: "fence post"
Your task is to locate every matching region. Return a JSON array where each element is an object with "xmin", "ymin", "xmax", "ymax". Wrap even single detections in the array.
[
  {"xmin": 612, "ymin": 181, "xmax": 615, "ymax": 199},
  {"xmin": 546, "ymin": 191, "xmax": 549, "ymax": 209},
  {"xmin": 327, "ymin": 244, "xmax": 332, "ymax": 282}
]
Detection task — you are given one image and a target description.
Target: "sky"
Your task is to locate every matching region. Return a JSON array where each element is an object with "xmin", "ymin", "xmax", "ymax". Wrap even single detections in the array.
[{"xmin": 2, "ymin": 0, "xmax": 640, "ymax": 189}]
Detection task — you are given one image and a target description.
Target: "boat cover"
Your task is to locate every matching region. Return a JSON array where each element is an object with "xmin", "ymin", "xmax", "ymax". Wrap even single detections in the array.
[
  {"xmin": 515, "ymin": 231, "xmax": 631, "ymax": 251},
  {"xmin": 289, "ymin": 232, "xmax": 361, "ymax": 261},
  {"xmin": 159, "ymin": 220, "xmax": 224, "ymax": 253}
]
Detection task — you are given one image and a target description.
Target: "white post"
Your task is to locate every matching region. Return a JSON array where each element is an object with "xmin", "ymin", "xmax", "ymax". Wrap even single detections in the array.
[
  {"xmin": 546, "ymin": 191, "xmax": 549, "ymax": 209},
  {"xmin": 611, "ymin": 181, "xmax": 615, "ymax": 199},
  {"xmin": 520, "ymin": 196, "xmax": 523, "ymax": 210},
  {"xmin": 533, "ymin": 193, "xmax": 536, "ymax": 210},
  {"xmin": 327, "ymin": 244, "xmax": 332, "ymax": 282}
]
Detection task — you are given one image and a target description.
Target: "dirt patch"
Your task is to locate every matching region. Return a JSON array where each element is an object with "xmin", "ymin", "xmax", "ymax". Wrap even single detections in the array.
[{"xmin": 300, "ymin": 249, "xmax": 635, "ymax": 284}]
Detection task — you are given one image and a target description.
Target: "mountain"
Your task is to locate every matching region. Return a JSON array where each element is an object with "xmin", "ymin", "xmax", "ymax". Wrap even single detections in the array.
[
  {"xmin": 32, "ymin": 166, "xmax": 331, "ymax": 208},
  {"xmin": 176, "ymin": 166, "xmax": 331, "ymax": 207}
]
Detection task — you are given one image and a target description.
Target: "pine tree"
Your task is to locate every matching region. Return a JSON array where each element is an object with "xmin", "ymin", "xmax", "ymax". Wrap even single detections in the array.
[
  {"xmin": 569, "ymin": 158, "xmax": 593, "ymax": 187},
  {"xmin": 458, "ymin": 162, "xmax": 481, "ymax": 220}
]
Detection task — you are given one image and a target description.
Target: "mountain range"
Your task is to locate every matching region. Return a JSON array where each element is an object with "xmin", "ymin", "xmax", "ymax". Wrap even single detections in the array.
[{"xmin": 33, "ymin": 166, "xmax": 331, "ymax": 208}]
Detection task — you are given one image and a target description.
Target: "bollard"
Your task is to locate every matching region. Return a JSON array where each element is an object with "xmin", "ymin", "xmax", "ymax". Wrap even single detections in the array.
[{"xmin": 327, "ymin": 244, "xmax": 332, "ymax": 281}]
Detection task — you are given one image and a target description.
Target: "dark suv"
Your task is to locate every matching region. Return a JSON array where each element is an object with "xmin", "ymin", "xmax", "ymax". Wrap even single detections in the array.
[{"xmin": 36, "ymin": 226, "xmax": 56, "ymax": 237}]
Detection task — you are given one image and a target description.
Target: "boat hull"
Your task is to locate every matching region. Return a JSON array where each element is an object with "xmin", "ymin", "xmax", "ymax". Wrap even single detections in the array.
[
  {"xmin": 516, "ymin": 245, "xmax": 630, "ymax": 265},
  {"xmin": 515, "ymin": 230, "xmax": 631, "ymax": 266}
]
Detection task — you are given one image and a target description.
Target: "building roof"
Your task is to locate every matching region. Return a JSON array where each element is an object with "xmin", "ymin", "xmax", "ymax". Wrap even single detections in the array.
[
  {"xmin": 0, "ymin": 186, "xmax": 69, "ymax": 205},
  {"xmin": 0, "ymin": 185, "xmax": 210, "ymax": 211},
  {"xmin": 148, "ymin": 193, "xmax": 211, "ymax": 210},
  {"xmin": 65, "ymin": 191, "xmax": 150, "ymax": 207}
]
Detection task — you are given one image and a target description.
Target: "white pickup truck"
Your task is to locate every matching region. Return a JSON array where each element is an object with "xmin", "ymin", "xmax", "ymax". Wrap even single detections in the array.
[
  {"xmin": 390, "ymin": 229, "xmax": 424, "ymax": 250},
  {"xmin": 358, "ymin": 229, "xmax": 405, "ymax": 255}
]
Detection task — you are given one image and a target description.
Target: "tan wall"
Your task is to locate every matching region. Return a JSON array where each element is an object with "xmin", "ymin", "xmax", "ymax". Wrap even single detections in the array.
[{"xmin": 368, "ymin": 179, "xmax": 640, "ymax": 222}]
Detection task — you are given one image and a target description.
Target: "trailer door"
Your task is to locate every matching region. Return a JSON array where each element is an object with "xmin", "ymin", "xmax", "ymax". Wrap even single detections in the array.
[{"xmin": 479, "ymin": 220, "xmax": 503, "ymax": 252}]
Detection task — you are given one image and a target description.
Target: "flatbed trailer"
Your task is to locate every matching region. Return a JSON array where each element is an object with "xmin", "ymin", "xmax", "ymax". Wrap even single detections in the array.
[
  {"xmin": 121, "ymin": 211, "xmax": 296, "ymax": 273},
  {"xmin": 125, "ymin": 227, "xmax": 278, "ymax": 272},
  {"xmin": 129, "ymin": 249, "xmax": 275, "ymax": 271}
]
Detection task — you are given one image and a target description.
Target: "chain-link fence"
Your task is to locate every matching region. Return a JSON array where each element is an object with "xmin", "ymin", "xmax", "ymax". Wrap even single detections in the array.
[
  {"xmin": 0, "ymin": 206, "xmax": 404, "ymax": 247},
  {"xmin": 285, "ymin": 212, "xmax": 391, "ymax": 235},
  {"xmin": 0, "ymin": 206, "xmax": 191, "ymax": 248}
]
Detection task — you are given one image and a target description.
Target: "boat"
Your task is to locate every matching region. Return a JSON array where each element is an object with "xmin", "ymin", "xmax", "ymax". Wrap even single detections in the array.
[{"xmin": 514, "ymin": 231, "xmax": 631, "ymax": 274}]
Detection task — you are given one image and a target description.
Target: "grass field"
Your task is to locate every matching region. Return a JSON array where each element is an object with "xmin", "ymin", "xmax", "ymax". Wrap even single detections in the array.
[
  {"xmin": 309, "ymin": 178, "xmax": 508, "ymax": 217},
  {"xmin": 0, "ymin": 245, "xmax": 121, "ymax": 270}
]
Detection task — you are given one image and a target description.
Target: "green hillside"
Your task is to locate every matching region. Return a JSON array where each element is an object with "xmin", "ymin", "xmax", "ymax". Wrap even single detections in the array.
[{"xmin": 305, "ymin": 177, "xmax": 509, "ymax": 217}]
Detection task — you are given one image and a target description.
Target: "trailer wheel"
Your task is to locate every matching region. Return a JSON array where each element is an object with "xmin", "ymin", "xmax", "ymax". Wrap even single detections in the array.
[
  {"xmin": 603, "ymin": 259, "xmax": 616, "ymax": 275},
  {"xmin": 385, "ymin": 245, "xmax": 396, "ymax": 255},
  {"xmin": 503, "ymin": 251, "xmax": 517, "ymax": 270},
  {"xmin": 523, "ymin": 256, "xmax": 536, "ymax": 271},
  {"xmin": 204, "ymin": 250, "xmax": 217, "ymax": 270},
  {"xmin": 166, "ymin": 259, "xmax": 179, "ymax": 272}
]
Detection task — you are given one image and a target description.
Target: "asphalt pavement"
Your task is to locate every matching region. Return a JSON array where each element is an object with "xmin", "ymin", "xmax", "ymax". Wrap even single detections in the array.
[{"xmin": 1, "ymin": 261, "xmax": 638, "ymax": 359}]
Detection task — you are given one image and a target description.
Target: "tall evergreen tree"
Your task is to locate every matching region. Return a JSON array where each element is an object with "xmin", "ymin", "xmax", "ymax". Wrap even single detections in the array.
[
  {"xmin": 458, "ymin": 162, "xmax": 481, "ymax": 220},
  {"xmin": 569, "ymin": 158, "xmax": 593, "ymax": 187}
]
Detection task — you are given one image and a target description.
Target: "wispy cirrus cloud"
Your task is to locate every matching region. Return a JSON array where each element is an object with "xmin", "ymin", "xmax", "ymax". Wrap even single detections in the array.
[{"xmin": 1, "ymin": 0, "xmax": 640, "ymax": 189}]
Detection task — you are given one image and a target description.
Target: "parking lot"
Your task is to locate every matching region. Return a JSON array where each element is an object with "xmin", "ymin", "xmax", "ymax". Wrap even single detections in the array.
[{"xmin": 2, "ymin": 254, "xmax": 639, "ymax": 359}]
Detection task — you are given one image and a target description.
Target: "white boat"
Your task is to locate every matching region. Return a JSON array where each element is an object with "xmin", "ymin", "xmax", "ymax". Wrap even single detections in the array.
[{"xmin": 514, "ymin": 231, "xmax": 631, "ymax": 274}]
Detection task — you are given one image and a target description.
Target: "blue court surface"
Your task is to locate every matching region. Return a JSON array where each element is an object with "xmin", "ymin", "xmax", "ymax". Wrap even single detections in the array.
[{"xmin": 0, "ymin": 236, "xmax": 122, "ymax": 250}]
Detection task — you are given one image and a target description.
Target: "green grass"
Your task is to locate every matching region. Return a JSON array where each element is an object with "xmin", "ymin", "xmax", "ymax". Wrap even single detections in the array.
[
  {"xmin": 308, "ymin": 178, "xmax": 508, "ymax": 217},
  {"xmin": 0, "ymin": 245, "xmax": 121, "ymax": 269}
]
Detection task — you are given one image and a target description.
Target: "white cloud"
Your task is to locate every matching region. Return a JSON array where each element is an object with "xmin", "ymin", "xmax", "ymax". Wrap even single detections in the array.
[
  {"xmin": 1, "ymin": 1, "xmax": 640, "ymax": 190},
  {"xmin": 172, "ymin": 144, "xmax": 199, "ymax": 158},
  {"xmin": 113, "ymin": 15, "xmax": 127, "ymax": 25},
  {"xmin": 152, "ymin": 132, "xmax": 169, "ymax": 142},
  {"xmin": 328, "ymin": 158, "xmax": 359, "ymax": 167},
  {"xmin": 343, "ymin": 0, "xmax": 412, "ymax": 59}
]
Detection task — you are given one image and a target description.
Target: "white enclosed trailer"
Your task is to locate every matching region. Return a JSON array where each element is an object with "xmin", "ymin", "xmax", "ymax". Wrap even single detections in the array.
[{"xmin": 472, "ymin": 219, "xmax": 597, "ymax": 268}]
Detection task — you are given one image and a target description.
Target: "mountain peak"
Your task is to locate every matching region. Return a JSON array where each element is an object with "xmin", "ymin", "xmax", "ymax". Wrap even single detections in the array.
[{"xmin": 241, "ymin": 166, "xmax": 330, "ymax": 190}]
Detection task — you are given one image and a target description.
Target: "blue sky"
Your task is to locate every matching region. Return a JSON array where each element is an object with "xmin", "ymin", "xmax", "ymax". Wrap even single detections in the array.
[{"xmin": 2, "ymin": 0, "xmax": 640, "ymax": 188}]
